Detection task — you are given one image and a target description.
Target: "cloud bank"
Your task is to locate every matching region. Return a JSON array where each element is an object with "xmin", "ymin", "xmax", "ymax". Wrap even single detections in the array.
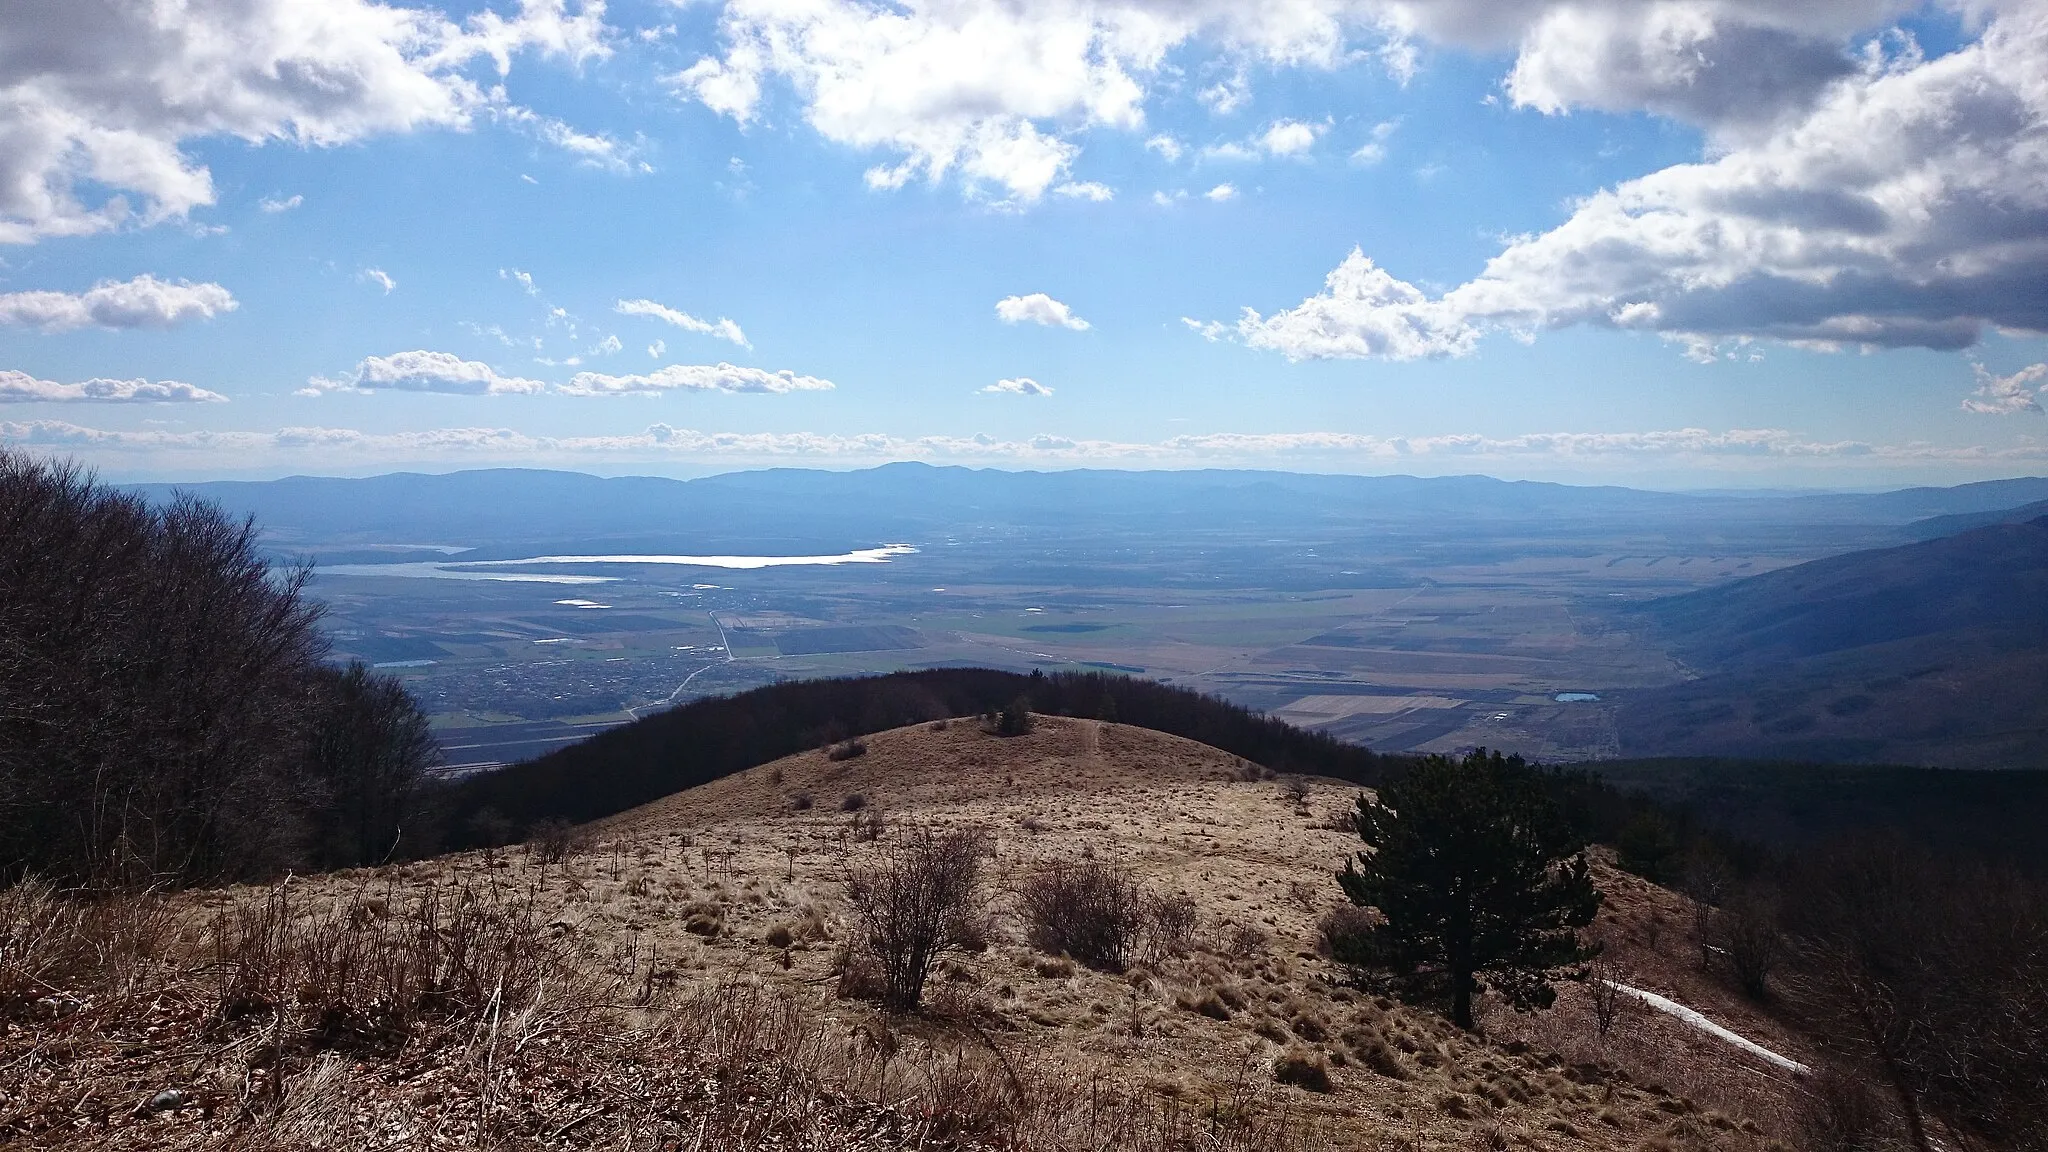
[
  {"xmin": 0, "ymin": 275, "xmax": 238, "ymax": 332},
  {"xmin": 982, "ymin": 377, "xmax": 1053, "ymax": 396},
  {"xmin": 303, "ymin": 350, "xmax": 546, "ymax": 395},
  {"xmin": 0, "ymin": 370, "xmax": 227, "ymax": 404},
  {"xmin": 557, "ymin": 363, "xmax": 835, "ymax": 396},
  {"xmin": 1226, "ymin": 8, "xmax": 2048, "ymax": 359}
]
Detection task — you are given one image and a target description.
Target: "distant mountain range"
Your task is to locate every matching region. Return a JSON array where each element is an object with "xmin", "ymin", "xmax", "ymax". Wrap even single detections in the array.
[
  {"xmin": 132, "ymin": 465, "xmax": 2048, "ymax": 553},
  {"xmin": 1616, "ymin": 515, "xmax": 2048, "ymax": 768}
]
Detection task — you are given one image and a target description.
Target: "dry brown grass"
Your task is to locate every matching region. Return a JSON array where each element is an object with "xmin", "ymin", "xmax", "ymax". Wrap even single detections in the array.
[{"xmin": 3, "ymin": 716, "xmax": 1813, "ymax": 1150}]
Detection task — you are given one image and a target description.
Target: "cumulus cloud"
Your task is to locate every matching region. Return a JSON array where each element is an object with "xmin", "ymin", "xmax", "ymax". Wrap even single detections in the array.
[
  {"xmin": 258, "ymin": 194, "xmax": 303, "ymax": 213},
  {"xmin": 995, "ymin": 293, "xmax": 1090, "ymax": 330},
  {"xmin": 667, "ymin": 1, "xmax": 1370, "ymax": 203},
  {"xmin": 0, "ymin": 0, "xmax": 613, "ymax": 243},
  {"xmin": 663, "ymin": 2, "xmax": 1934, "ymax": 204},
  {"xmin": 1234, "ymin": 249, "xmax": 1478, "ymax": 360},
  {"xmin": 360, "ymin": 267, "xmax": 397, "ymax": 294},
  {"xmin": 0, "ymin": 275, "xmax": 238, "ymax": 332},
  {"xmin": 302, "ymin": 350, "xmax": 546, "ymax": 395},
  {"xmin": 1205, "ymin": 183, "xmax": 1238, "ymax": 202},
  {"xmin": 1221, "ymin": 9, "xmax": 2048, "ymax": 360},
  {"xmin": 1146, "ymin": 134, "xmax": 1185, "ymax": 162},
  {"xmin": 613, "ymin": 298, "xmax": 749, "ymax": 347},
  {"xmin": 982, "ymin": 376, "xmax": 1053, "ymax": 396},
  {"xmin": 1258, "ymin": 118, "xmax": 1324, "ymax": 156},
  {"xmin": 1963, "ymin": 362, "xmax": 2048, "ymax": 415},
  {"xmin": 556, "ymin": 363, "xmax": 835, "ymax": 396},
  {"xmin": 0, "ymin": 370, "xmax": 226, "ymax": 404}
]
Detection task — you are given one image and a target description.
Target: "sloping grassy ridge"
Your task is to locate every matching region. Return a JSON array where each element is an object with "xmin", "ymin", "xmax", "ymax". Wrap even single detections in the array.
[{"xmin": 436, "ymin": 668, "xmax": 1398, "ymax": 845}]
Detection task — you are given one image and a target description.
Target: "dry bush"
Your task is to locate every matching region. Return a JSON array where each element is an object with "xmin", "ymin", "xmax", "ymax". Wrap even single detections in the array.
[
  {"xmin": 1018, "ymin": 859, "xmax": 1149, "ymax": 972},
  {"xmin": 841, "ymin": 791, "xmax": 869, "ymax": 811},
  {"xmin": 1719, "ymin": 892, "xmax": 1783, "ymax": 1001},
  {"xmin": 842, "ymin": 824, "xmax": 989, "ymax": 1011},
  {"xmin": 525, "ymin": 816, "xmax": 585, "ymax": 863},
  {"xmin": 1792, "ymin": 1066, "xmax": 1898, "ymax": 1152},
  {"xmin": 1278, "ymin": 777, "xmax": 1311, "ymax": 806},
  {"xmin": 1144, "ymin": 891, "xmax": 1200, "ymax": 962},
  {"xmin": 669, "ymin": 979, "xmax": 1323, "ymax": 1152},
  {"xmin": 790, "ymin": 790, "xmax": 815, "ymax": 811},
  {"xmin": 207, "ymin": 878, "xmax": 593, "ymax": 1057},
  {"xmin": 827, "ymin": 738, "xmax": 868, "ymax": 762},
  {"xmin": 849, "ymin": 807, "xmax": 886, "ymax": 842},
  {"xmin": 0, "ymin": 878, "xmax": 178, "ymax": 1021},
  {"xmin": 1585, "ymin": 954, "xmax": 1632, "ymax": 1037}
]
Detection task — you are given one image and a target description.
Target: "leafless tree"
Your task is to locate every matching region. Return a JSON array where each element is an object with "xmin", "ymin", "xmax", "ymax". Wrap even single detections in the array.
[
  {"xmin": 1, "ymin": 450, "xmax": 434, "ymax": 888},
  {"xmin": 842, "ymin": 824, "xmax": 988, "ymax": 1011}
]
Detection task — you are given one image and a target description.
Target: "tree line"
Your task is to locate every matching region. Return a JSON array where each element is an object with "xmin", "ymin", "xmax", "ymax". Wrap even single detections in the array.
[{"xmin": 0, "ymin": 450, "xmax": 437, "ymax": 888}]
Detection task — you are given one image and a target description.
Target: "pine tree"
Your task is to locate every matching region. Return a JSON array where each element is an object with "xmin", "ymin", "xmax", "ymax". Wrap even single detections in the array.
[{"xmin": 1333, "ymin": 749, "xmax": 1600, "ymax": 1029}]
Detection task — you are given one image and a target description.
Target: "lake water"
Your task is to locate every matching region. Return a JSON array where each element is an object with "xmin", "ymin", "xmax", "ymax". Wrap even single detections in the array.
[{"xmin": 318, "ymin": 544, "xmax": 918, "ymax": 582}]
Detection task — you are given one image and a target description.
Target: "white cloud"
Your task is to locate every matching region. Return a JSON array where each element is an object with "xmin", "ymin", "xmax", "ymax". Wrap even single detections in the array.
[
  {"xmin": 1351, "ymin": 119, "xmax": 1398, "ymax": 165},
  {"xmin": 593, "ymin": 334, "xmax": 622, "ymax": 355},
  {"xmin": 1152, "ymin": 189, "xmax": 1188, "ymax": 207},
  {"xmin": 556, "ymin": 363, "xmax": 835, "ymax": 396},
  {"xmin": 1258, "ymin": 118, "xmax": 1324, "ymax": 156},
  {"xmin": 995, "ymin": 293, "xmax": 1090, "ymax": 331},
  {"xmin": 302, "ymin": 350, "xmax": 546, "ymax": 395},
  {"xmin": 1198, "ymin": 68, "xmax": 1252, "ymax": 115},
  {"xmin": 660, "ymin": 1, "xmax": 1956, "ymax": 207},
  {"xmin": 360, "ymin": 267, "xmax": 397, "ymax": 294},
  {"xmin": 258, "ymin": 194, "xmax": 304, "ymax": 213},
  {"xmin": 1053, "ymin": 181, "xmax": 1115, "ymax": 202},
  {"xmin": 982, "ymin": 377, "xmax": 1053, "ymax": 396},
  {"xmin": 647, "ymin": 338, "xmax": 666, "ymax": 358},
  {"xmin": 0, "ymin": 275, "xmax": 238, "ymax": 332},
  {"xmin": 1233, "ymin": 248, "xmax": 1479, "ymax": 360},
  {"xmin": 1224, "ymin": 9, "xmax": 2048, "ymax": 360},
  {"xmin": 490, "ymin": 102, "xmax": 642, "ymax": 172},
  {"xmin": 1205, "ymin": 183, "xmax": 1238, "ymax": 202},
  {"xmin": 502, "ymin": 268, "xmax": 539, "ymax": 295},
  {"xmin": 667, "ymin": 1, "xmax": 1369, "ymax": 204},
  {"xmin": 614, "ymin": 298, "xmax": 749, "ymax": 347},
  {"xmin": 0, "ymin": 370, "xmax": 226, "ymax": 404},
  {"xmin": 1963, "ymin": 362, "xmax": 2048, "ymax": 415},
  {"xmin": 0, "ymin": 0, "xmax": 612, "ymax": 243},
  {"xmin": 1146, "ymin": 134, "xmax": 1184, "ymax": 162}
]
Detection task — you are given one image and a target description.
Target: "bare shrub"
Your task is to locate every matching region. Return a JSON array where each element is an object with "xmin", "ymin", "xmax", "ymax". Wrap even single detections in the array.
[
  {"xmin": 1720, "ymin": 891, "xmax": 1782, "ymax": 1000},
  {"xmin": 1144, "ymin": 891, "xmax": 1199, "ymax": 961},
  {"xmin": 1585, "ymin": 955, "xmax": 1632, "ymax": 1037},
  {"xmin": 827, "ymin": 738, "xmax": 867, "ymax": 762},
  {"xmin": 1017, "ymin": 859, "xmax": 1148, "ymax": 972},
  {"xmin": 526, "ymin": 816, "xmax": 584, "ymax": 863},
  {"xmin": 850, "ymin": 807, "xmax": 886, "ymax": 842},
  {"xmin": 1279, "ymin": 777, "xmax": 1311, "ymax": 806},
  {"xmin": 1317, "ymin": 904, "xmax": 1377, "ymax": 958},
  {"xmin": 1793, "ymin": 1066, "xmax": 1895, "ymax": 1152},
  {"xmin": 790, "ymin": 790, "xmax": 814, "ymax": 811},
  {"xmin": 207, "ymin": 879, "xmax": 590, "ymax": 1059},
  {"xmin": 0, "ymin": 878, "xmax": 176, "ymax": 1021},
  {"xmin": 841, "ymin": 791, "xmax": 868, "ymax": 811},
  {"xmin": 842, "ymin": 825, "xmax": 988, "ymax": 1011}
]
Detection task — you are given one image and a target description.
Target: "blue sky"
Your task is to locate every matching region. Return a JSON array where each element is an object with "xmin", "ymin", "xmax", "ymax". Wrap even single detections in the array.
[{"xmin": 3, "ymin": 0, "xmax": 2046, "ymax": 487}]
